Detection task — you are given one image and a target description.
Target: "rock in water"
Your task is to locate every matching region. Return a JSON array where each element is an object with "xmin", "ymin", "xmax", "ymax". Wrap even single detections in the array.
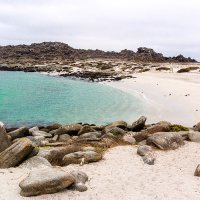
[
  {"xmin": 0, "ymin": 138, "xmax": 34, "ymax": 168},
  {"xmin": 0, "ymin": 122, "xmax": 11, "ymax": 153},
  {"xmin": 71, "ymin": 171, "xmax": 88, "ymax": 192},
  {"xmin": 8, "ymin": 127, "xmax": 29, "ymax": 140},
  {"xmin": 132, "ymin": 116, "xmax": 147, "ymax": 131},
  {"xmin": 147, "ymin": 132, "xmax": 184, "ymax": 150},
  {"xmin": 19, "ymin": 168, "xmax": 75, "ymax": 197},
  {"xmin": 63, "ymin": 150, "xmax": 102, "ymax": 165}
]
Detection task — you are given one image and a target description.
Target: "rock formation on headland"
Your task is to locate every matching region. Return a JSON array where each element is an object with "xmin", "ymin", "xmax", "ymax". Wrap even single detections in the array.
[{"xmin": 0, "ymin": 42, "xmax": 196, "ymax": 64}]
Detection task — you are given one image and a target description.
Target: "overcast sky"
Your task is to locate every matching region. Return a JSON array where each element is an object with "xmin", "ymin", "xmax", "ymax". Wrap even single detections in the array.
[{"xmin": 0, "ymin": 0, "xmax": 199, "ymax": 60}]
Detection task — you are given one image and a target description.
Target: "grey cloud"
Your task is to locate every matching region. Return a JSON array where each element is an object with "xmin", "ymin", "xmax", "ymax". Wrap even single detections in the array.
[{"xmin": 0, "ymin": 0, "xmax": 199, "ymax": 60}]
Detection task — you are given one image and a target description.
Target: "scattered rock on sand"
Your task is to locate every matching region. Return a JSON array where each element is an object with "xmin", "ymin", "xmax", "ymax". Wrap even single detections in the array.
[
  {"xmin": 0, "ymin": 138, "xmax": 34, "ymax": 168},
  {"xmin": 63, "ymin": 150, "xmax": 102, "ymax": 165},
  {"xmin": 137, "ymin": 145, "xmax": 152, "ymax": 156},
  {"xmin": 19, "ymin": 167, "xmax": 75, "ymax": 197},
  {"xmin": 70, "ymin": 171, "xmax": 88, "ymax": 192},
  {"xmin": 132, "ymin": 116, "xmax": 147, "ymax": 131},
  {"xmin": 0, "ymin": 122, "xmax": 11, "ymax": 153},
  {"xmin": 194, "ymin": 164, "xmax": 200, "ymax": 176},
  {"xmin": 147, "ymin": 132, "xmax": 184, "ymax": 150},
  {"xmin": 142, "ymin": 154, "xmax": 155, "ymax": 165}
]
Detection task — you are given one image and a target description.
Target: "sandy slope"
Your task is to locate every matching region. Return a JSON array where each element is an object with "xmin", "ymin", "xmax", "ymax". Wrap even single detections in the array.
[
  {"xmin": 1, "ymin": 142, "xmax": 200, "ymax": 200},
  {"xmin": 105, "ymin": 71, "xmax": 200, "ymax": 126}
]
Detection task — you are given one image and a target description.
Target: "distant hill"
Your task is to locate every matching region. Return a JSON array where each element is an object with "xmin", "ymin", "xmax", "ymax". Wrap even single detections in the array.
[{"xmin": 0, "ymin": 42, "xmax": 197, "ymax": 63}]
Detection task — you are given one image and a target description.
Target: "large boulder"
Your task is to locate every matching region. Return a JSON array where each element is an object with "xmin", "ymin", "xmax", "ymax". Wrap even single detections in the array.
[
  {"xmin": 0, "ymin": 122, "xmax": 11, "ymax": 153},
  {"xmin": 8, "ymin": 127, "xmax": 29, "ymax": 140},
  {"xmin": 19, "ymin": 168, "xmax": 75, "ymax": 197},
  {"xmin": 63, "ymin": 150, "xmax": 102, "ymax": 165},
  {"xmin": 132, "ymin": 121, "xmax": 172, "ymax": 142},
  {"xmin": 19, "ymin": 156, "xmax": 52, "ymax": 169},
  {"xmin": 38, "ymin": 145, "xmax": 82, "ymax": 165},
  {"xmin": 194, "ymin": 164, "xmax": 200, "ymax": 176},
  {"xmin": 137, "ymin": 145, "xmax": 152, "ymax": 156},
  {"xmin": 0, "ymin": 138, "xmax": 34, "ymax": 168},
  {"xmin": 188, "ymin": 131, "xmax": 200, "ymax": 143},
  {"xmin": 193, "ymin": 122, "xmax": 200, "ymax": 132},
  {"xmin": 132, "ymin": 116, "xmax": 147, "ymax": 131},
  {"xmin": 78, "ymin": 125, "xmax": 96, "ymax": 135},
  {"xmin": 147, "ymin": 132, "xmax": 184, "ymax": 150}
]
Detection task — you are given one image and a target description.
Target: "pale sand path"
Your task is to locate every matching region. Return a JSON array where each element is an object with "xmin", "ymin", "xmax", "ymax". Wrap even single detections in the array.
[
  {"xmin": 1, "ymin": 143, "xmax": 200, "ymax": 200},
  {"xmin": 105, "ymin": 72, "xmax": 200, "ymax": 126}
]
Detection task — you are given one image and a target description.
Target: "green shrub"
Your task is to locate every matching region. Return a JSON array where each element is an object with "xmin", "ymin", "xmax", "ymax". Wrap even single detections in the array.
[
  {"xmin": 170, "ymin": 124, "xmax": 189, "ymax": 132},
  {"xmin": 177, "ymin": 67, "xmax": 199, "ymax": 73}
]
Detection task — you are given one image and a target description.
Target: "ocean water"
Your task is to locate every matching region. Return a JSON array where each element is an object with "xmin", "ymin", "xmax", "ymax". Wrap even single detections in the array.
[{"xmin": 0, "ymin": 71, "xmax": 144, "ymax": 127}]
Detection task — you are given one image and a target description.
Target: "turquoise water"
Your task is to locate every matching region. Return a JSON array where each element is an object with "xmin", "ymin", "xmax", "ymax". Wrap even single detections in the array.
[{"xmin": 0, "ymin": 71, "xmax": 144, "ymax": 127}]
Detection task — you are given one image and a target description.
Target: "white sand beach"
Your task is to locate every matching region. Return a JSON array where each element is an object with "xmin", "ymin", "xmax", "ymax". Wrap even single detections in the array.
[
  {"xmin": 1, "ymin": 142, "xmax": 200, "ymax": 200},
  {"xmin": 105, "ymin": 71, "xmax": 200, "ymax": 126}
]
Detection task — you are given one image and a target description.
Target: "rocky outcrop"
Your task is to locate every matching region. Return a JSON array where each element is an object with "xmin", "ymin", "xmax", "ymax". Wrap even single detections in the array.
[
  {"xmin": 0, "ymin": 122, "xmax": 11, "ymax": 152},
  {"xmin": 19, "ymin": 168, "xmax": 75, "ymax": 197},
  {"xmin": 0, "ymin": 138, "xmax": 34, "ymax": 168},
  {"xmin": 0, "ymin": 42, "xmax": 196, "ymax": 67}
]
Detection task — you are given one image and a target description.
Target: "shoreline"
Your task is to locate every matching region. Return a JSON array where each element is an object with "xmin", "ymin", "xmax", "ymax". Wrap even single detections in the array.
[{"xmin": 104, "ymin": 71, "xmax": 200, "ymax": 126}]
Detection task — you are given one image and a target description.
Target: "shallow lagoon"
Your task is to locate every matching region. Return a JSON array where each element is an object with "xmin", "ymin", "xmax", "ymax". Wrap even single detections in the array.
[{"xmin": 0, "ymin": 71, "xmax": 144, "ymax": 127}]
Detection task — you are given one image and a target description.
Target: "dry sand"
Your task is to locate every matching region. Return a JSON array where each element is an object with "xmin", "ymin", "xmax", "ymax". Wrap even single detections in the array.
[
  {"xmin": 105, "ymin": 71, "xmax": 200, "ymax": 126},
  {"xmin": 1, "ymin": 142, "xmax": 200, "ymax": 200}
]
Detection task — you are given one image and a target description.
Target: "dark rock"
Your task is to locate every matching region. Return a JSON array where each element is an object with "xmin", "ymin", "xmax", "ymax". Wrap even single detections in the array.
[{"xmin": 132, "ymin": 116, "xmax": 147, "ymax": 131}]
